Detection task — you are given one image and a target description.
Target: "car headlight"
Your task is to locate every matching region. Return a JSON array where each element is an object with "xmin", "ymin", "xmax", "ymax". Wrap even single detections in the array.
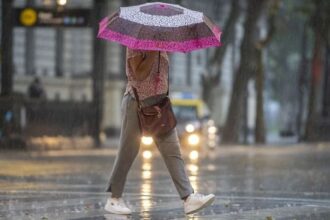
[
  {"xmin": 188, "ymin": 134, "xmax": 200, "ymax": 146},
  {"xmin": 185, "ymin": 124, "xmax": 195, "ymax": 133},
  {"xmin": 141, "ymin": 136, "xmax": 153, "ymax": 145}
]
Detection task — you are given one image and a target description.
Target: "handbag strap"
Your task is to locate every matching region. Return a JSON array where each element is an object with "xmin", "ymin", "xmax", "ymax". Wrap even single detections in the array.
[
  {"xmin": 132, "ymin": 87, "xmax": 142, "ymax": 109},
  {"xmin": 132, "ymin": 51, "xmax": 170, "ymax": 107}
]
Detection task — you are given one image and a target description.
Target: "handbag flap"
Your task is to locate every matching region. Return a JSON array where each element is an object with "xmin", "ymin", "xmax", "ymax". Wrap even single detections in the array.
[
  {"xmin": 140, "ymin": 98, "xmax": 170, "ymax": 116},
  {"xmin": 141, "ymin": 106, "xmax": 160, "ymax": 116}
]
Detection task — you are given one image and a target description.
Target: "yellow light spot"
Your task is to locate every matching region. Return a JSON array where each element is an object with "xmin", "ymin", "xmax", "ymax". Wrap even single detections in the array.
[
  {"xmin": 188, "ymin": 134, "xmax": 200, "ymax": 146},
  {"xmin": 20, "ymin": 8, "xmax": 37, "ymax": 26},
  {"xmin": 141, "ymin": 136, "xmax": 154, "ymax": 145},
  {"xmin": 143, "ymin": 150, "xmax": 152, "ymax": 159},
  {"xmin": 57, "ymin": 0, "xmax": 67, "ymax": 6},
  {"xmin": 208, "ymin": 126, "xmax": 217, "ymax": 134},
  {"xmin": 142, "ymin": 170, "xmax": 152, "ymax": 179},
  {"xmin": 142, "ymin": 163, "xmax": 152, "ymax": 171},
  {"xmin": 188, "ymin": 164, "xmax": 199, "ymax": 175},
  {"xmin": 189, "ymin": 150, "xmax": 199, "ymax": 161},
  {"xmin": 141, "ymin": 182, "xmax": 152, "ymax": 196}
]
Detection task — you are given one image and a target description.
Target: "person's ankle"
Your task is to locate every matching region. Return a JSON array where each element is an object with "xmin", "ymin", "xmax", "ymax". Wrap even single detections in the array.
[{"xmin": 182, "ymin": 194, "xmax": 191, "ymax": 201}]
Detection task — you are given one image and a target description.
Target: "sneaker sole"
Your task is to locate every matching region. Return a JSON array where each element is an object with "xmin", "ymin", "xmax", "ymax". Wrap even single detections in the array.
[
  {"xmin": 104, "ymin": 206, "xmax": 132, "ymax": 215},
  {"xmin": 185, "ymin": 195, "xmax": 215, "ymax": 215},
  {"xmin": 104, "ymin": 213, "xmax": 131, "ymax": 220}
]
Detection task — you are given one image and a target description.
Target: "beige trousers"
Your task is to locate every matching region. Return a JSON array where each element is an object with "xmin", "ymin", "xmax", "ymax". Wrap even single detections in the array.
[{"xmin": 106, "ymin": 93, "xmax": 194, "ymax": 199}]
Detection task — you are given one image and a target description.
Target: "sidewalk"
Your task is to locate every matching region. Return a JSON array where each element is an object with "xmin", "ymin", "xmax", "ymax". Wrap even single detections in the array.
[{"xmin": 0, "ymin": 135, "xmax": 121, "ymax": 151}]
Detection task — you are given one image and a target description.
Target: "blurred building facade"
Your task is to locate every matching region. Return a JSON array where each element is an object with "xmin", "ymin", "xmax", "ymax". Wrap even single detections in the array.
[{"xmin": 2, "ymin": 0, "xmax": 256, "ymax": 134}]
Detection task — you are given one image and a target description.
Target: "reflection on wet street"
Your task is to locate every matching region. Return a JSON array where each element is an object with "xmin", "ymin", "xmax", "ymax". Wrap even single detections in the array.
[{"xmin": 1, "ymin": 143, "xmax": 330, "ymax": 219}]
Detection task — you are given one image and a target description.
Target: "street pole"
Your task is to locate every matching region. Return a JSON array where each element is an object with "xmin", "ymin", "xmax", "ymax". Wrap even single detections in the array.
[
  {"xmin": 55, "ymin": 2, "xmax": 65, "ymax": 77},
  {"xmin": 25, "ymin": 0, "xmax": 35, "ymax": 76},
  {"xmin": 92, "ymin": 0, "xmax": 106, "ymax": 147},
  {"xmin": 55, "ymin": 28, "xmax": 64, "ymax": 77},
  {"xmin": 322, "ymin": 43, "xmax": 330, "ymax": 117},
  {"xmin": 1, "ymin": 0, "xmax": 14, "ymax": 97}
]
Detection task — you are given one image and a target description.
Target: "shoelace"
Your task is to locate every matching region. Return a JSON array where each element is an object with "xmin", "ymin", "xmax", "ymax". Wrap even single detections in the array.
[
  {"xmin": 113, "ymin": 199, "xmax": 128, "ymax": 208},
  {"xmin": 184, "ymin": 193, "xmax": 204, "ymax": 204},
  {"xmin": 192, "ymin": 193, "xmax": 204, "ymax": 199}
]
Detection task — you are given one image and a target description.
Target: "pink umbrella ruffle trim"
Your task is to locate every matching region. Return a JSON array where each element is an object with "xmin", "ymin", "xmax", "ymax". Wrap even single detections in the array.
[{"xmin": 97, "ymin": 29, "xmax": 222, "ymax": 53}]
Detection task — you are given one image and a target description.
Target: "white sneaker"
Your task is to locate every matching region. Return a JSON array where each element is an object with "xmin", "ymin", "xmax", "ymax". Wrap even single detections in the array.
[
  {"xmin": 104, "ymin": 197, "xmax": 132, "ymax": 215},
  {"xmin": 184, "ymin": 193, "xmax": 215, "ymax": 214}
]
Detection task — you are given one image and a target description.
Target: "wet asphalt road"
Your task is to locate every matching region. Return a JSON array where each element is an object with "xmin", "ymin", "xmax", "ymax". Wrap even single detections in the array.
[{"xmin": 1, "ymin": 143, "xmax": 330, "ymax": 219}]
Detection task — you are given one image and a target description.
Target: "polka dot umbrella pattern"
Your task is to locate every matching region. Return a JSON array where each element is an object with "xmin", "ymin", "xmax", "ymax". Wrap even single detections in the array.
[{"xmin": 97, "ymin": 2, "xmax": 222, "ymax": 53}]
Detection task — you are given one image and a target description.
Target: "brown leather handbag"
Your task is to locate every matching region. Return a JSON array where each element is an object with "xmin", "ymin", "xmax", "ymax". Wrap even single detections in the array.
[
  {"xmin": 132, "ymin": 51, "xmax": 177, "ymax": 137},
  {"xmin": 132, "ymin": 87, "xmax": 177, "ymax": 137}
]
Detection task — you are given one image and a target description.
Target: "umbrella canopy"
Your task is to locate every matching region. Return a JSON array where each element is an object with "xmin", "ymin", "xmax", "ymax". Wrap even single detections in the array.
[{"xmin": 97, "ymin": 2, "xmax": 222, "ymax": 52}]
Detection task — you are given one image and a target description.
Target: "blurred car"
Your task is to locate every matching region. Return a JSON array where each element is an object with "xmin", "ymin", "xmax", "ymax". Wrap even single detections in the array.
[
  {"xmin": 171, "ymin": 94, "xmax": 218, "ymax": 150},
  {"xmin": 140, "ymin": 92, "xmax": 219, "ymax": 160}
]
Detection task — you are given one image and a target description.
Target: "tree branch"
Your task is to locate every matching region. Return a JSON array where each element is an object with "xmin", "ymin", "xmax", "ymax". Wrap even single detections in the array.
[
  {"xmin": 257, "ymin": 0, "xmax": 281, "ymax": 49},
  {"xmin": 209, "ymin": 0, "xmax": 241, "ymax": 67}
]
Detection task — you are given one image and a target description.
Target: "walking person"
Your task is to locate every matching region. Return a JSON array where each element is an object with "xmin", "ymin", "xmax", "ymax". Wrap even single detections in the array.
[
  {"xmin": 104, "ymin": 48, "xmax": 215, "ymax": 215},
  {"xmin": 98, "ymin": 2, "xmax": 221, "ymax": 215}
]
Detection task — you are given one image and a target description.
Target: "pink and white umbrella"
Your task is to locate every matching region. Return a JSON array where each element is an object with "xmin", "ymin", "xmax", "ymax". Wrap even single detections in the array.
[{"xmin": 97, "ymin": 2, "xmax": 222, "ymax": 53}]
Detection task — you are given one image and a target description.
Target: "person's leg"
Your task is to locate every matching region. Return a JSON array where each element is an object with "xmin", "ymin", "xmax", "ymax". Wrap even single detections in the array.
[
  {"xmin": 154, "ymin": 129, "xmax": 215, "ymax": 215},
  {"xmin": 154, "ymin": 128, "xmax": 194, "ymax": 200},
  {"xmin": 106, "ymin": 94, "xmax": 141, "ymax": 198}
]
